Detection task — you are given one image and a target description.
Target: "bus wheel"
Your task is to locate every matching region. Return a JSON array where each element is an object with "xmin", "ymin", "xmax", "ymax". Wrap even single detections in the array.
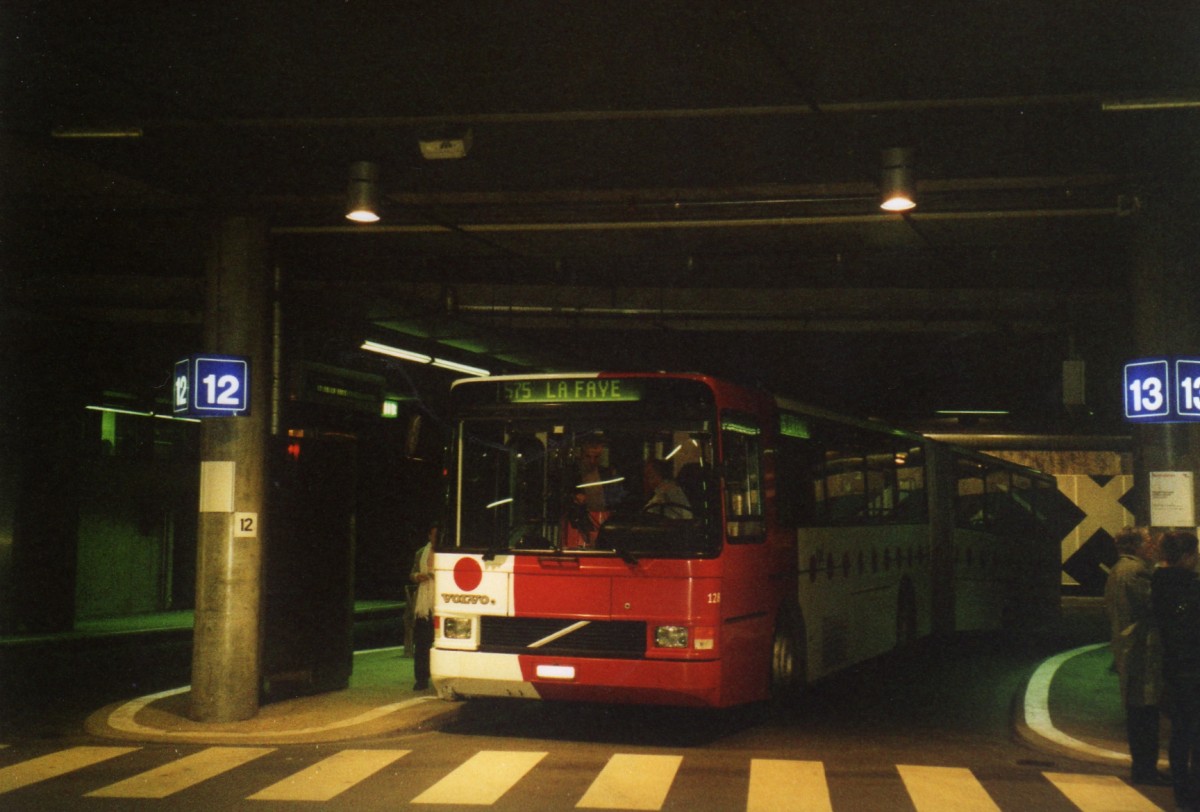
[
  {"xmin": 896, "ymin": 578, "xmax": 918, "ymax": 649},
  {"xmin": 771, "ymin": 613, "xmax": 805, "ymax": 703}
]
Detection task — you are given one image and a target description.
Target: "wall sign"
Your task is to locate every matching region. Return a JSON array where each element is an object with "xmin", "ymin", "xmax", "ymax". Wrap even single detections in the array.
[
  {"xmin": 233, "ymin": 512, "xmax": 259, "ymax": 538},
  {"xmin": 1124, "ymin": 357, "xmax": 1200, "ymax": 423},
  {"xmin": 1149, "ymin": 471, "xmax": 1196, "ymax": 528},
  {"xmin": 173, "ymin": 354, "xmax": 250, "ymax": 417},
  {"xmin": 1179, "ymin": 359, "xmax": 1200, "ymax": 418}
]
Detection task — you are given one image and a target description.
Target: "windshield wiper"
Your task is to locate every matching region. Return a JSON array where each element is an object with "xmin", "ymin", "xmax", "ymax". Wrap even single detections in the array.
[
  {"xmin": 595, "ymin": 526, "xmax": 638, "ymax": 565},
  {"xmin": 613, "ymin": 546, "xmax": 638, "ymax": 565},
  {"xmin": 483, "ymin": 531, "xmax": 506, "ymax": 562}
]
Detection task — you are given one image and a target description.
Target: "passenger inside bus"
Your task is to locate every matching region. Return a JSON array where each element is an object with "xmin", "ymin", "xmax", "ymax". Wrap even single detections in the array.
[
  {"xmin": 565, "ymin": 435, "xmax": 622, "ymax": 548},
  {"xmin": 643, "ymin": 458, "xmax": 693, "ymax": 518}
]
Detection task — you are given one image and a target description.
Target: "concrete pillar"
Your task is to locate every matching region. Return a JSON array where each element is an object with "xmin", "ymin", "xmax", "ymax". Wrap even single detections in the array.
[
  {"xmin": 926, "ymin": 444, "xmax": 956, "ymax": 637},
  {"xmin": 1129, "ymin": 188, "xmax": 1200, "ymax": 528},
  {"xmin": 190, "ymin": 217, "xmax": 271, "ymax": 722}
]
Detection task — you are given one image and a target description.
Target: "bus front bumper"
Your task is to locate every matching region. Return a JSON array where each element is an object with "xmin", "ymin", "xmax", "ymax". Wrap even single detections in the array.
[{"xmin": 431, "ymin": 648, "xmax": 724, "ymax": 707}]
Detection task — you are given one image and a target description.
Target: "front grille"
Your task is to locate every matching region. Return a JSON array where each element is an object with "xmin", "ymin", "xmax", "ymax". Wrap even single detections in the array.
[{"xmin": 480, "ymin": 616, "xmax": 646, "ymax": 659}]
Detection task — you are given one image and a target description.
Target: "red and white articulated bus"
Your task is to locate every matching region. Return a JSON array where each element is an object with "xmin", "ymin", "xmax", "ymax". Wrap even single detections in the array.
[{"xmin": 430, "ymin": 372, "xmax": 1060, "ymax": 708}]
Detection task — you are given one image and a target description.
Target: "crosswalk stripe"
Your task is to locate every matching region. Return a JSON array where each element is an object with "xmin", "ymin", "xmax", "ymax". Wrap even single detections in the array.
[
  {"xmin": 1043, "ymin": 772, "xmax": 1163, "ymax": 812},
  {"xmin": 412, "ymin": 750, "xmax": 547, "ymax": 805},
  {"xmin": 0, "ymin": 746, "xmax": 139, "ymax": 794},
  {"xmin": 85, "ymin": 746, "xmax": 274, "ymax": 798},
  {"xmin": 248, "ymin": 749, "xmax": 410, "ymax": 802},
  {"xmin": 0, "ymin": 743, "xmax": 1170, "ymax": 810},
  {"xmin": 577, "ymin": 753, "xmax": 683, "ymax": 810},
  {"xmin": 747, "ymin": 759, "xmax": 832, "ymax": 812},
  {"xmin": 898, "ymin": 764, "xmax": 1001, "ymax": 811}
]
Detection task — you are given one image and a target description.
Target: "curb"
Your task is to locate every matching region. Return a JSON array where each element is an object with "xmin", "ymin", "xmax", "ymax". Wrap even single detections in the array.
[
  {"xmin": 85, "ymin": 688, "xmax": 460, "ymax": 745},
  {"xmin": 1014, "ymin": 642, "xmax": 1132, "ymax": 767}
]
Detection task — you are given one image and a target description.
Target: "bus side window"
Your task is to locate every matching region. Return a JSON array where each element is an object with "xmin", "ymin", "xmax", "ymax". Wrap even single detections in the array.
[
  {"xmin": 956, "ymin": 459, "xmax": 987, "ymax": 529},
  {"xmin": 823, "ymin": 448, "xmax": 865, "ymax": 524},
  {"xmin": 777, "ymin": 434, "xmax": 819, "ymax": 527},
  {"xmin": 723, "ymin": 421, "xmax": 763, "ymax": 542}
]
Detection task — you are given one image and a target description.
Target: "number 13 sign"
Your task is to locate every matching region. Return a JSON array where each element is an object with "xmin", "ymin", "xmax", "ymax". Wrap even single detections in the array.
[
  {"xmin": 173, "ymin": 355, "xmax": 250, "ymax": 417},
  {"xmin": 1124, "ymin": 357, "xmax": 1200, "ymax": 422}
]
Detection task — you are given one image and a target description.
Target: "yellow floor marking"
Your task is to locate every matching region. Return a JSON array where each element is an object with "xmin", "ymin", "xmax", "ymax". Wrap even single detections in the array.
[
  {"xmin": 897, "ymin": 765, "xmax": 1001, "ymax": 811},
  {"xmin": 412, "ymin": 750, "xmax": 547, "ymax": 805},
  {"xmin": 577, "ymin": 753, "xmax": 683, "ymax": 810},
  {"xmin": 248, "ymin": 749, "xmax": 410, "ymax": 802},
  {"xmin": 747, "ymin": 759, "xmax": 833, "ymax": 812},
  {"xmin": 86, "ymin": 746, "xmax": 273, "ymax": 798},
  {"xmin": 0, "ymin": 746, "xmax": 138, "ymax": 794},
  {"xmin": 1043, "ymin": 772, "xmax": 1162, "ymax": 812}
]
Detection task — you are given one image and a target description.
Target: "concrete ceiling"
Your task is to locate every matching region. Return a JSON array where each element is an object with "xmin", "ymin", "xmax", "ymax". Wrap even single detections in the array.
[{"xmin": 3, "ymin": 1, "xmax": 1198, "ymax": 426}]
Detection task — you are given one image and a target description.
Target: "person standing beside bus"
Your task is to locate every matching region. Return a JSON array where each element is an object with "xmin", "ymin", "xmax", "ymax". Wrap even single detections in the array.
[
  {"xmin": 1105, "ymin": 526, "xmax": 1166, "ymax": 787},
  {"xmin": 1152, "ymin": 529, "xmax": 1200, "ymax": 809},
  {"xmin": 409, "ymin": 523, "xmax": 438, "ymax": 691}
]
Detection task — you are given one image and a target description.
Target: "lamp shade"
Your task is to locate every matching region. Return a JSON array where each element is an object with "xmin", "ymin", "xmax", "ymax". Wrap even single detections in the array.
[
  {"xmin": 345, "ymin": 161, "xmax": 381, "ymax": 223},
  {"xmin": 880, "ymin": 147, "xmax": 916, "ymax": 212}
]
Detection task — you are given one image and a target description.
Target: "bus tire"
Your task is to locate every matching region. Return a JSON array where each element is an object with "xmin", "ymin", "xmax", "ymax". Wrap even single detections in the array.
[
  {"xmin": 770, "ymin": 610, "xmax": 806, "ymax": 703},
  {"xmin": 896, "ymin": 578, "xmax": 918, "ymax": 649}
]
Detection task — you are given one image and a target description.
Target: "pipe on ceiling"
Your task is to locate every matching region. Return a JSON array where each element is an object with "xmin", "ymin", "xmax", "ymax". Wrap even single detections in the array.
[{"xmin": 273, "ymin": 206, "xmax": 1120, "ymax": 236}]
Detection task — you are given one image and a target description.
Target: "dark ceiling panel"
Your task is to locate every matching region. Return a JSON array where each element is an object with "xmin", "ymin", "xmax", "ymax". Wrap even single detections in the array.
[{"xmin": 2, "ymin": 1, "xmax": 1196, "ymax": 428}]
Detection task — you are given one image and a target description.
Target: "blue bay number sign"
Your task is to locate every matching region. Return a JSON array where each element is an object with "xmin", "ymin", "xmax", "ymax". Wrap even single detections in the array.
[
  {"xmin": 1124, "ymin": 357, "xmax": 1200, "ymax": 422},
  {"xmin": 173, "ymin": 354, "xmax": 250, "ymax": 417}
]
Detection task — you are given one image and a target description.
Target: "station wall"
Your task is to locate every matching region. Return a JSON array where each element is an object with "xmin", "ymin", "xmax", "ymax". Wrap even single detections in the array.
[{"xmin": 985, "ymin": 448, "xmax": 1134, "ymax": 594}]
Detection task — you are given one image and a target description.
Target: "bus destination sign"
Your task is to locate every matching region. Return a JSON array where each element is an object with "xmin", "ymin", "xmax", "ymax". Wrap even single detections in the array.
[{"xmin": 500, "ymin": 378, "xmax": 643, "ymax": 404}]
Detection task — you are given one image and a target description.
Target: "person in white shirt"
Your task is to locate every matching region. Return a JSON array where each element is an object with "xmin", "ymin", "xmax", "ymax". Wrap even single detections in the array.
[
  {"xmin": 409, "ymin": 523, "xmax": 438, "ymax": 691},
  {"xmin": 643, "ymin": 458, "xmax": 692, "ymax": 519}
]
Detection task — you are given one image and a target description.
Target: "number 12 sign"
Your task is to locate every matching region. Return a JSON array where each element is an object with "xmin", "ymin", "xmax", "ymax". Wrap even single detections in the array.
[
  {"xmin": 1124, "ymin": 357, "xmax": 1200, "ymax": 422},
  {"xmin": 173, "ymin": 354, "xmax": 250, "ymax": 417}
]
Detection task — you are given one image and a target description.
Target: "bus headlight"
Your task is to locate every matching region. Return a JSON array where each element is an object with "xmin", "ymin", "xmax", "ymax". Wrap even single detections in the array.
[
  {"xmin": 654, "ymin": 625, "xmax": 689, "ymax": 648},
  {"xmin": 443, "ymin": 617, "xmax": 474, "ymax": 640}
]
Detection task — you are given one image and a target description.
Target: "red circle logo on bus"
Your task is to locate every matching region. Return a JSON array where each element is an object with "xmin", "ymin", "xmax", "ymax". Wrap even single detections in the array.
[{"xmin": 453, "ymin": 557, "xmax": 484, "ymax": 591}]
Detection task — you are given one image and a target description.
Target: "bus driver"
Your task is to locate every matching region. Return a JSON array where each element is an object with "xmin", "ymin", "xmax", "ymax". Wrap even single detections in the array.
[{"xmin": 643, "ymin": 458, "xmax": 693, "ymax": 518}]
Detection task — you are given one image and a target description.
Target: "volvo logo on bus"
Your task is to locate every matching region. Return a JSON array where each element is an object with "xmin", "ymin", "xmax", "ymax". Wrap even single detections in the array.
[{"xmin": 441, "ymin": 593, "xmax": 494, "ymax": 605}]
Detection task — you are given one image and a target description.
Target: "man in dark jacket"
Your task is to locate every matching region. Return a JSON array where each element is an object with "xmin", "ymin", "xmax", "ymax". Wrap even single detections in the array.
[
  {"xmin": 1105, "ymin": 526, "xmax": 1165, "ymax": 785},
  {"xmin": 1152, "ymin": 529, "xmax": 1200, "ymax": 811}
]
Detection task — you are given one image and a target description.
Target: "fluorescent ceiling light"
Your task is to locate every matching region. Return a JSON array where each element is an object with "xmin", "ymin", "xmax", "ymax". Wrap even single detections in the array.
[
  {"xmin": 361, "ymin": 341, "xmax": 431, "ymax": 364},
  {"xmin": 935, "ymin": 409, "xmax": 1010, "ymax": 416},
  {"xmin": 361, "ymin": 340, "xmax": 490, "ymax": 377},
  {"xmin": 432, "ymin": 358, "xmax": 490, "ymax": 377},
  {"xmin": 52, "ymin": 126, "xmax": 143, "ymax": 138},
  {"xmin": 86, "ymin": 405, "xmax": 200, "ymax": 423},
  {"xmin": 1102, "ymin": 97, "xmax": 1200, "ymax": 112}
]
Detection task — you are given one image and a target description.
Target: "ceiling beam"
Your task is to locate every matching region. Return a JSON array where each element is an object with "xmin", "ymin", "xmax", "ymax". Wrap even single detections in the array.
[
  {"xmin": 372, "ymin": 282, "xmax": 1122, "ymax": 335},
  {"xmin": 275, "ymin": 205, "xmax": 1120, "ymax": 237},
  {"xmin": 146, "ymin": 93, "xmax": 1104, "ymax": 132}
]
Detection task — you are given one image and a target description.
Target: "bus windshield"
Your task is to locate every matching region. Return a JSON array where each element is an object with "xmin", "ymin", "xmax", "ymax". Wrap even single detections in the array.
[{"xmin": 450, "ymin": 418, "xmax": 719, "ymax": 559}]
